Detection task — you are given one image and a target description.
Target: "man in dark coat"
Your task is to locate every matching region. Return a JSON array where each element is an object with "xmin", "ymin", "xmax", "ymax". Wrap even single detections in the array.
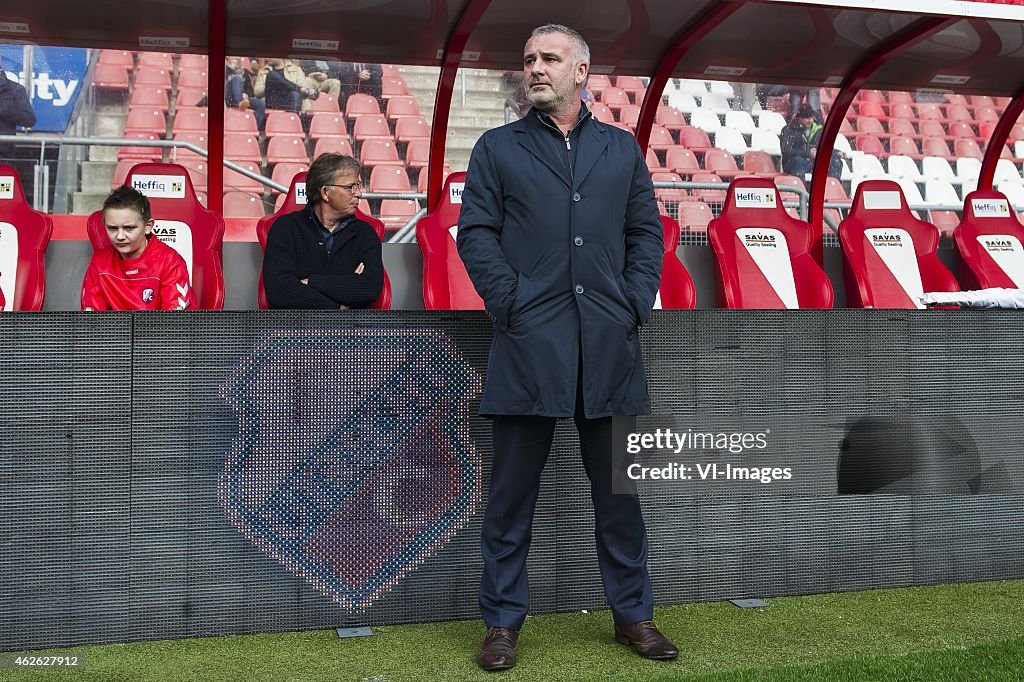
[
  {"xmin": 457, "ymin": 24, "xmax": 676, "ymax": 671},
  {"xmin": 262, "ymin": 153, "xmax": 383, "ymax": 309},
  {"xmin": 0, "ymin": 56, "xmax": 36, "ymax": 160}
]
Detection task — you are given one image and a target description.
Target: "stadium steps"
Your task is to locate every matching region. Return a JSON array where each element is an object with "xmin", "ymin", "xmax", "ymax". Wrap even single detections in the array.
[{"xmin": 399, "ymin": 65, "xmax": 510, "ymax": 171}]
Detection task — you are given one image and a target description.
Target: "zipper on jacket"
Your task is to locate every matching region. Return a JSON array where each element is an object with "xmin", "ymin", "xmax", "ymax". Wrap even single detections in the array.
[{"xmin": 536, "ymin": 110, "xmax": 588, "ymax": 185}]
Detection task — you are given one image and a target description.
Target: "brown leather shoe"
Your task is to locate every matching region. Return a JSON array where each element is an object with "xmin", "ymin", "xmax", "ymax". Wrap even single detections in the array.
[
  {"xmin": 476, "ymin": 627, "xmax": 519, "ymax": 671},
  {"xmin": 614, "ymin": 620, "xmax": 679, "ymax": 660}
]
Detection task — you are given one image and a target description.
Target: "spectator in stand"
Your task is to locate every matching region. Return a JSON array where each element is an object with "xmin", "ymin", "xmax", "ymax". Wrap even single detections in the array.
[
  {"xmin": 224, "ymin": 56, "xmax": 266, "ymax": 130},
  {"xmin": 786, "ymin": 86, "xmax": 822, "ymax": 122},
  {"xmin": 254, "ymin": 58, "xmax": 319, "ymax": 113},
  {"xmin": 781, "ymin": 104, "xmax": 838, "ymax": 178},
  {"xmin": 0, "ymin": 54, "xmax": 36, "ymax": 162},
  {"xmin": 337, "ymin": 61, "xmax": 383, "ymax": 108},
  {"xmin": 81, "ymin": 186, "xmax": 195, "ymax": 311},
  {"xmin": 262, "ymin": 153, "xmax": 383, "ymax": 309},
  {"xmin": 298, "ymin": 58, "xmax": 343, "ymax": 101}
]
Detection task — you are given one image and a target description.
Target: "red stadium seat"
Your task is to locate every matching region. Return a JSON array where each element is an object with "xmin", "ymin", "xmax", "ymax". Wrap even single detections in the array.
[
  {"xmin": 134, "ymin": 67, "xmax": 171, "ymax": 89},
  {"xmin": 270, "ymin": 162, "xmax": 308, "ymax": 192},
  {"xmin": 124, "ymin": 107, "xmax": 167, "ymax": 137},
  {"xmin": 416, "ymin": 171, "xmax": 482, "ymax": 310},
  {"xmin": 379, "ymin": 199, "xmax": 420, "ymax": 232},
  {"xmin": 707, "ymin": 177, "xmax": 833, "ymax": 308},
  {"xmin": 358, "ymin": 140, "xmax": 403, "ymax": 170},
  {"xmin": 945, "ymin": 104, "xmax": 971, "ymax": 124},
  {"xmin": 255, "ymin": 171, "xmax": 390, "ymax": 309},
  {"xmin": 345, "ymin": 93, "xmax": 382, "ymax": 119},
  {"xmin": 599, "ymin": 86, "xmax": 630, "ymax": 113},
  {"xmin": 385, "ymin": 95, "xmax": 421, "ymax": 120},
  {"xmin": 131, "ymin": 87, "xmax": 169, "ymax": 111},
  {"xmin": 856, "ymin": 101, "xmax": 886, "ymax": 120},
  {"xmin": 111, "ymin": 160, "xmax": 137, "ymax": 188},
  {"xmin": 176, "ymin": 68, "xmax": 208, "ymax": 90},
  {"xmin": 666, "ymin": 146, "xmax": 700, "ymax": 176},
  {"xmin": 224, "ymin": 133, "xmax": 263, "ymax": 164},
  {"xmin": 704, "ymin": 148, "xmax": 744, "ymax": 179},
  {"xmin": 645, "ymin": 148, "xmax": 664, "ymax": 171},
  {"xmin": 306, "ymin": 94, "xmax": 340, "ymax": 113},
  {"xmin": 855, "ymin": 133, "xmax": 885, "ymax": 156},
  {"xmin": 888, "ymin": 135, "xmax": 920, "ymax": 159},
  {"xmin": 648, "ymin": 125, "xmax": 676, "ymax": 151},
  {"xmin": 98, "ymin": 49, "xmax": 133, "ymax": 69},
  {"xmin": 223, "ymin": 162, "xmax": 264, "ymax": 194},
  {"xmin": 171, "ymin": 132, "xmax": 208, "ymax": 161},
  {"xmin": 679, "ymin": 126, "xmax": 713, "ymax": 154},
  {"xmin": 224, "ymin": 108, "xmax": 258, "ymax": 134},
  {"xmin": 916, "ymin": 103, "xmax": 943, "ymax": 121},
  {"xmin": 266, "ymin": 137, "xmax": 309, "ymax": 165},
  {"xmin": 888, "ymin": 102, "xmax": 916, "ymax": 123},
  {"xmin": 929, "ymin": 210, "xmax": 961, "ymax": 237},
  {"xmin": 888, "ymin": 118, "xmax": 917, "ymax": 140},
  {"xmin": 677, "ymin": 199, "xmax": 714, "ymax": 234},
  {"xmin": 178, "ymin": 54, "xmax": 209, "ymax": 70},
  {"xmin": 405, "ymin": 138, "xmax": 430, "ymax": 169},
  {"xmin": 589, "ymin": 103, "xmax": 615, "ymax": 124},
  {"xmin": 657, "ymin": 216, "xmax": 697, "ymax": 309},
  {"xmin": 177, "ymin": 158, "xmax": 209, "ymax": 192},
  {"xmin": 586, "ymin": 74, "xmax": 611, "ymax": 97},
  {"xmin": 690, "ymin": 171, "xmax": 727, "ymax": 203},
  {"xmin": 975, "ymin": 106, "xmax": 1000, "ymax": 125},
  {"xmin": 118, "ymin": 132, "xmax": 162, "ymax": 161},
  {"xmin": 838, "ymin": 179, "xmax": 958, "ymax": 308},
  {"xmin": 222, "ymin": 191, "xmax": 265, "ymax": 218},
  {"xmin": 88, "ymin": 162, "xmax": 225, "ymax": 309},
  {"xmin": 369, "ymin": 166, "xmax": 412, "ymax": 193},
  {"xmin": 417, "ymin": 164, "xmax": 452, "ymax": 193},
  {"xmin": 309, "ymin": 113, "xmax": 348, "ymax": 140},
  {"xmin": 313, "ymin": 136, "xmax": 355, "ymax": 158},
  {"xmin": 742, "ymin": 150, "xmax": 778, "ymax": 177},
  {"xmin": 93, "ymin": 63, "xmax": 131, "ymax": 90},
  {"xmin": 174, "ymin": 87, "xmax": 205, "ymax": 109},
  {"xmin": 651, "ymin": 172, "xmax": 688, "ymax": 204},
  {"xmin": 953, "ymin": 137, "xmax": 983, "ymax": 161},
  {"xmin": 854, "ymin": 116, "xmax": 885, "ymax": 135},
  {"xmin": 618, "ymin": 105, "xmax": 641, "ymax": 128},
  {"xmin": 137, "ymin": 52, "xmax": 172, "ymax": 69},
  {"xmin": 264, "ymin": 111, "xmax": 304, "ymax": 139},
  {"xmin": 381, "ymin": 77, "xmax": 410, "ymax": 99},
  {"xmin": 0, "ymin": 166, "xmax": 53, "ymax": 310},
  {"xmin": 394, "ymin": 116, "xmax": 430, "ymax": 144},
  {"xmin": 954, "ymin": 189, "xmax": 1024, "ymax": 289},
  {"xmin": 172, "ymin": 107, "xmax": 208, "ymax": 134},
  {"xmin": 352, "ymin": 115, "xmax": 393, "ymax": 142},
  {"xmin": 655, "ymin": 106, "xmax": 687, "ymax": 135}
]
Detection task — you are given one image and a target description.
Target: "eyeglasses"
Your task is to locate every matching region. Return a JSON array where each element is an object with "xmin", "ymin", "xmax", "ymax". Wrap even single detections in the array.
[{"xmin": 325, "ymin": 182, "xmax": 363, "ymax": 193}]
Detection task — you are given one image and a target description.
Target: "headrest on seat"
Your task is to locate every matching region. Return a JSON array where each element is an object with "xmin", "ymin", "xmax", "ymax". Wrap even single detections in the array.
[
  {"xmin": 0, "ymin": 165, "xmax": 53, "ymax": 311},
  {"xmin": 416, "ymin": 171, "xmax": 484, "ymax": 310},
  {"xmin": 840, "ymin": 179, "xmax": 957, "ymax": 308},
  {"xmin": 708, "ymin": 177, "xmax": 832, "ymax": 309},
  {"xmin": 955, "ymin": 189, "xmax": 1024, "ymax": 289}
]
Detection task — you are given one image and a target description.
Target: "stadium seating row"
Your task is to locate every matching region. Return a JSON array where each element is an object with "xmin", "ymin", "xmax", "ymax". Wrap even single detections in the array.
[{"xmin": 2, "ymin": 164, "xmax": 1023, "ymax": 311}]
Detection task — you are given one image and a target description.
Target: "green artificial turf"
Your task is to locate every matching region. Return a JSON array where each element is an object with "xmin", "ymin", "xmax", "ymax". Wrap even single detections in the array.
[{"xmin": 3, "ymin": 580, "xmax": 1023, "ymax": 681}]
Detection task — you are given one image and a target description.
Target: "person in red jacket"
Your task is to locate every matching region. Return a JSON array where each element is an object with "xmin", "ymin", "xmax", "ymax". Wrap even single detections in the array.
[{"xmin": 81, "ymin": 186, "xmax": 196, "ymax": 311}]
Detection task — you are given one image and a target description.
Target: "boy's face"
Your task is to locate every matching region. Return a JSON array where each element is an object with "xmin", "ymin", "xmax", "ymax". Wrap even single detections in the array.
[{"xmin": 103, "ymin": 207, "xmax": 153, "ymax": 260}]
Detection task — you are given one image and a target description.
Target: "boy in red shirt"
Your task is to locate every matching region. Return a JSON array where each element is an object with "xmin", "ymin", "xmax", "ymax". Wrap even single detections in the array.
[{"xmin": 82, "ymin": 186, "xmax": 196, "ymax": 311}]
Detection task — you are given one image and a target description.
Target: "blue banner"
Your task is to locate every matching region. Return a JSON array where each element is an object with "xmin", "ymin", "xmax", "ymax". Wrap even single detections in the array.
[{"xmin": 1, "ymin": 45, "xmax": 88, "ymax": 133}]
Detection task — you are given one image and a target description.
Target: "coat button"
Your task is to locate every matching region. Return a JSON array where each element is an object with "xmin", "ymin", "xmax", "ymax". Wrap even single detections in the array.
[
  {"xmin": 574, "ymin": 236, "xmax": 583, "ymax": 246},
  {"xmin": 575, "ymin": 285, "xmax": 584, "ymax": 294},
  {"xmin": 573, "ymin": 192, "xmax": 581, "ymax": 202}
]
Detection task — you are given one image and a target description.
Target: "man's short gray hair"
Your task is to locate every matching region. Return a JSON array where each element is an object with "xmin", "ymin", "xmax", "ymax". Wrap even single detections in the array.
[
  {"xmin": 306, "ymin": 153, "xmax": 360, "ymax": 206},
  {"xmin": 529, "ymin": 24, "xmax": 591, "ymax": 65}
]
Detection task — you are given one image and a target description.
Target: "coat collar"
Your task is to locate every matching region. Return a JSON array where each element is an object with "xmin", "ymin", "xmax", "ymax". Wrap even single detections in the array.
[{"xmin": 514, "ymin": 104, "xmax": 607, "ymax": 191}]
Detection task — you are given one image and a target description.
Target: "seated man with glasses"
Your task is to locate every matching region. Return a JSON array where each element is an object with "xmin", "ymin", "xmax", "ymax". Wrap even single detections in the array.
[{"xmin": 263, "ymin": 153, "xmax": 384, "ymax": 309}]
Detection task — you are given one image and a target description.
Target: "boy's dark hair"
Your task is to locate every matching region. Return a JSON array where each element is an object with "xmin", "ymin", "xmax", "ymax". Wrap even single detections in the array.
[{"xmin": 102, "ymin": 185, "xmax": 152, "ymax": 223}]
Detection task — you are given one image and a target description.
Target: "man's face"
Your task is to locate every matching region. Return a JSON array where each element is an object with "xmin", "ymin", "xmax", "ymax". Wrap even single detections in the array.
[
  {"xmin": 103, "ymin": 207, "xmax": 153, "ymax": 260},
  {"xmin": 320, "ymin": 168, "xmax": 362, "ymax": 220},
  {"xmin": 799, "ymin": 115, "xmax": 813, "ymax": 129},
  {"xmin": 523, "ymin": 31, "xmax": 586, "ymax": 112}
]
